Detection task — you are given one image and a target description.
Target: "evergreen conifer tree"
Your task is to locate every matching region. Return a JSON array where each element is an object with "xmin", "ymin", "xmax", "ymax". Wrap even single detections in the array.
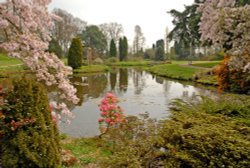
[
  {"xmin": 109, "ymin": 39, "xmax": 117, "ymax": 57},
  {"xmin": 155, "ymin": 39, "xmax": 165, "ymax": 61},
  {"xmin": 119, "ymin": 37, "xmax": 128, "ymax": 61},
  {"xmin": 119, "ymin": 38, "xmax": 123, "ymax": 61},
  {"xmin": 122, "ymin": 37, "xmax": 128, "ymax": 61},
  {"xmin": 68, "ymin": 37, "xmax": 83, "ymax": 69}
]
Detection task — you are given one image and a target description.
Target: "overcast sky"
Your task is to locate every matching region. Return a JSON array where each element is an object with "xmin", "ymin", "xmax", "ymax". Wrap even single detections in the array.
[{"xmin": 49, "ymin": 0, "xmax": 194, "ymax": 47}]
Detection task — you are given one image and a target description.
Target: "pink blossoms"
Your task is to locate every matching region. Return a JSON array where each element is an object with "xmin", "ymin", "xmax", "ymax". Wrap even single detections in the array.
[{"xmin": 98, "ymin": 93, "xmax": 124, "ymax": 134}]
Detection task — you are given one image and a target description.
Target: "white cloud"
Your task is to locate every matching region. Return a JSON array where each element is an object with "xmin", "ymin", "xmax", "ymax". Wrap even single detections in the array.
[{"xmin": 50, "ymin": 0, "xmax": 194, "ymax": 47}]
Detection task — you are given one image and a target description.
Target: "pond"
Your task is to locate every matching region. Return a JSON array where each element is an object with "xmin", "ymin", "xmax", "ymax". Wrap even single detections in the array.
[{"xmin": 59, "ymin": 68, "xmax": 216, "ymax": 137}]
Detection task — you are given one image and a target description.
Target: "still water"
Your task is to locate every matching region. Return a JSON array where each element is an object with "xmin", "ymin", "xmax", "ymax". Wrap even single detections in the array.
[{"xmin": 59, "ymin": 68, "xmax": 215, "ymax": 137}]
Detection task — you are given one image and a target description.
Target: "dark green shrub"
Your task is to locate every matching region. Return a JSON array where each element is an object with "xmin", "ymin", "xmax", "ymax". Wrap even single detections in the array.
[
  {"xmin": 0, "ymin": 77, "xmax": 61, "ymax": 168},
  {"xmin": 68, "ymin": 37, "xmax": 83, "ymax": 69},
  {"xmin": 158, "ymin": 111, "xmax": 250, "ymax": 168},
  {"xmin": 171, "ymin": 95, "xmax": 250, "ymax": 126},
  {"xmin": 157, "ymin": 95, "xmax": 250, "ymax": 167}
]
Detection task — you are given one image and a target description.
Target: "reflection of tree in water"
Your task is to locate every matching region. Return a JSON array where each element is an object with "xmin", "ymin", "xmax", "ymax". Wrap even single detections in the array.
[
  {"xmin": 182, "ymin": 90, "xmax": 189, "ymax": 98},
  {"xmin": 181, "ymin": 88, "xmax": 198, "ymax": 100},
  {"xmin": 155, "ymin": 76, "xmax": 164, "ymax": 84},
  {"xmin": 70, "ymin": 76, "xmax": 85, "ymax": 106},
  {"xmin": 83, "ymin": 74, "xmax": 108, "ymax": 99},
  {"xmin": 132, "ymin": 69, "xmax": 145, "ymax": 95},
  {"xmin": 119, "ymin": 69, "xmax": 128, "ymax": 92},
  {"xmin": 110, "ymin": 72, "xmax": 117, "ymax": 90},
  {"xmin": 163, "ymin": 80, "xmax": 172, "ymax": 96}
]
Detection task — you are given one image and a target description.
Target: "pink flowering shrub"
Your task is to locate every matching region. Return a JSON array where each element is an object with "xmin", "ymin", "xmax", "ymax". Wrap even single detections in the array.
[{"xmin": 98, "ymin": 93, "xmax": 124, "ymax": 135}]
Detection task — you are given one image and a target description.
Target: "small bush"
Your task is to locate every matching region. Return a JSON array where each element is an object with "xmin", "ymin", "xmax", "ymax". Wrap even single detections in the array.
[
  {"xmin": 105, "ymin": 57, "xmax": 118, "ymax": 64},
  {"xmin": 215, "ymin": 56, "xmax": 250, "ymax": 94},
  {"xmin": 0, "ymin": 77, "xmax": 61, "ymax": 168},
  {"xmin": 100, "ymin": 114, "xmax": 160, "ymax": 167}
]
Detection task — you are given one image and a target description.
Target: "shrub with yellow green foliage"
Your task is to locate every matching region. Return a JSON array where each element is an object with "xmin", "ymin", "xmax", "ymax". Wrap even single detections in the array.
[{"xmin": 0, "ymin": 77, "xmax": 61, "ymax": 168}]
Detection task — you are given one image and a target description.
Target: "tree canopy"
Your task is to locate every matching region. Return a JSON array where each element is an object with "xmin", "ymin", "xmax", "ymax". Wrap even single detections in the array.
[{"xmin": 81, "ymin": 25, "xmax": 107, "ymax": 56}]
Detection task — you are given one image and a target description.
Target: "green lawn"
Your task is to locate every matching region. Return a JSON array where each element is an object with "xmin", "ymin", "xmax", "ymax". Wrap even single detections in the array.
[
  {"xmin": 0, "ymin": 53, "xmax": 24, "ymax": 76},
  {"xmin": 147, "ymin": 64, "xmax": 200, "ymax": 80},
  {"xmin": 192, "ymin": 61, "xmax": 221, "ymax": 68},
  {"xmin": 0, "ymin": 53, "xmax": 22, "ymax": 67},
  {"xmin": 106, "ymin": 60, "xmax": 152, "ymax": 66},
  {"xmin": 147, "ymin": 60, "xmax": 221, "ymax": 84},
  {"xmin": 73, "ymin": 65, "xmax": 110, "ymax": 73}
]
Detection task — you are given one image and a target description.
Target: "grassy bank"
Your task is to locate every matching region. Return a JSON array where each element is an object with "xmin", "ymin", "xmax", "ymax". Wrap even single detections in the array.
[
  {"xmin": 147, "ymin": 61, "xmax": 220, "ymax": 84},
  {"xmin": 106, "ymin": 60, "xmax": 152, "ymax": 67},
  {"xmin": 0, "ymin": 53, "xmax": 22, "ymax": 67},
  {"xmin": 191, "ymin": 61, "xmax": 221, "ymax": 68},
  {"xmin": 73, "ymin": 65, "xmax": 110, "ymax": 73},
  {"xmin": 147, "ymin": 64, "xmax": 200, "ymax": 80},
  {"xmin": 0, "ymin": 53, "xmax": 24, "ymax": 78}
]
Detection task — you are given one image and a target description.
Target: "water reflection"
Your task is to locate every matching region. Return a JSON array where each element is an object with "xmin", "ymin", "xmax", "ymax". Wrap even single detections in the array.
[
  {"xmin": 119, "ymin": 68, "xmax": 128, "ymax": 92},
  {"xmin": 110, "ymin": 71, "xmax": 117, "ymax": 91},
  {"xmin": 132, "ymin": 69, "xmax": 146, "ymax": 95},
  {"xmin": 58, "ymin": 68, "xmax": 216, "ymax": 137}
]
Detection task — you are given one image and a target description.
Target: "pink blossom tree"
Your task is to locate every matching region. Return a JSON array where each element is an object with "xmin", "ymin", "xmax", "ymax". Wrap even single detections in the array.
[
  {"xmin": 0, "ymin": 0, "xmax": 79, "ymax": 118},
  {"xmin": 198, "ymin": 0, "xmax": 250, "ymax": 71}
]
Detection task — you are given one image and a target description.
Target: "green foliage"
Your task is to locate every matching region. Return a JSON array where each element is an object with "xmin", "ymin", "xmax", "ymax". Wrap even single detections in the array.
[
  {"xmin": 48, "ymin": 38, "xmax": 63, "ymax": 59},
  {"xmin": 105, "ymin": 57, "xmax": 118, "ymax": 64},
  {"xmin": 173, "ymin": 41, "xmax": 190, "ymax": 60},
  {"xmin": 144, "ymin": 48, "xmax": 155, "ymax": 60},
  {"xmin": 100, "ymin": 114, "xmax": 160, "ymax": 168},
  {"xmin": 159, "ymin": 95, "xmax": 250, "ymax": 167},
  {"xmin": 0, "ymin": 77, "xmax": 61, "ymax": 168},
  {"xmin": 168, "ymin": 2, "xmax": 202, "ymax": 54},
  {"xmin": 68, "ymin": 37, "xmax": 83, "ymax": 69},
  {"xmin": 81, "ymin": 25, "xmax": 107, "ymax": 56},
  {"xmin": 158, "ymin": 111, "xmax": 250, "ymax": 168},
  {"xmin": 119, "ymin": 37, "xmax": 128, "ymax": 61},
  {"xmin": 155, "ymin": 39, "xmax": 165, "ymax": 61},
  {"xmin": 122, "ymin": 37, "xmax": 128, "ymax": 60},
  {"xmin": 109, "ymin": 39, "xmax": 117, "ymax": 57},
  {"xmin": 171, "ymin": 95, "xmax": 250, "ymax": 125},
  {"xmin": 236, "ymin": 0, "xmax": 250, "ymax": 6}
]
